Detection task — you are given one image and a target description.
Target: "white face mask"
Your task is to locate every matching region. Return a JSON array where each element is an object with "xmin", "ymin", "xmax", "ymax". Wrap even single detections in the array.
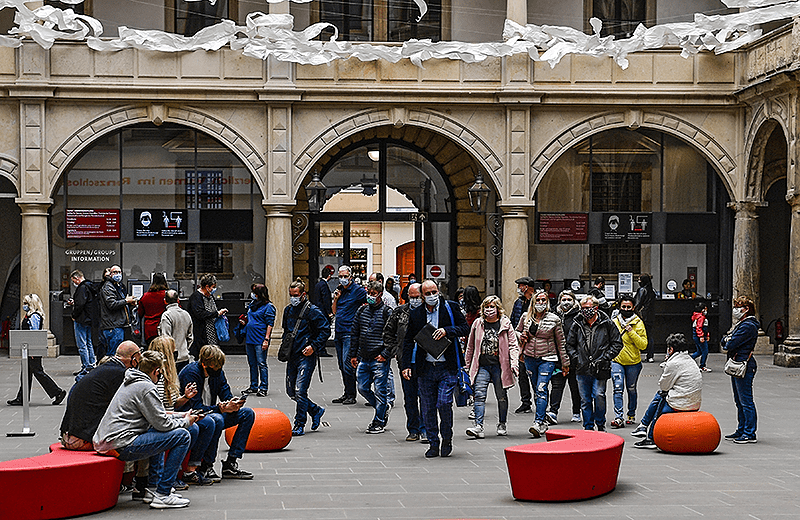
[
  {"xmin": 534, "ymin": 303, "xmax": 548, "ymax": 313},
  {"xmin": 559, "ymin": 300, "xmax": 573, "ymax": 310},
  {"xmin": 409, "ymin": 297, "xmax": 423, "ymax": 309},
  {"xmin": 517, "ymin": 288, "xmax": 524, "ymax": 297},
  {"xmin": 290, "ymin": 296, "xmax": 302, "ymax": 307},
  {"xmin": 732, "ymin": 307, "xmax": 746, "ymax": 321},
  {"xmin": 424, "ymin": 294, "xmax": 439, "ymax": 306},
  {"xmin": 483, "ymin": 307, "xmax": 497, "ymax": 319}
]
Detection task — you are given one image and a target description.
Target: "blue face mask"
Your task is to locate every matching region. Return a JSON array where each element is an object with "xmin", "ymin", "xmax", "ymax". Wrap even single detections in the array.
[
  {"xmin": 211, "ymin": 287, "xmax": 217, "ymax": 295},
  {"xmin": 290, "ymin": 296, "xmax": 302, "ymax": 307},
  {"xmin": 367, "ymin": 295, "xmax": 378, "ymax": 305},
  {"xmin": 111, "ymin": 274, "xmax": 122, "ymax": 283},
  {"xmin": 340, "ymin": 277, "xmax": 351, "ymax": 287},
  {"xmin": 22, "ymin": 304, "xmax": 29, "ymax": 312},
  {"xmin": 250, "ymin": 293, "xmax": 257, "ymax": 300}
]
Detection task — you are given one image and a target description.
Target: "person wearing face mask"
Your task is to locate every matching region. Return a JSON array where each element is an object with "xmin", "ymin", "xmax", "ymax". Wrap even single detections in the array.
[
  {"xmin": 99, "ymin": 264, "xmax": 137, "ymax": 357},
  {"xmin": 690, "ymin": 302, "xmax": 711, "ymax": 372},
  {"xmin": 464, "ymin": 295, "xmax": 519, "ymax": 438},
  {"xmin": 158, "ymin": 290, "xmax": 194, "ymax": 373},
  {"xmin": 187, "ymin": 273, "xmax": 228, "ymax": 360},
  {"xmin": 589, "ymin": 276, "xmax": 612, "ymax": 314},
  {"xmin": 7, "ymin": 294, "xmax": 67, "ymax": 407},
  {"xmin": 384, "ymin": 282, "xmax": 426, "ymax": 442},
  {"xmin": 349, "ymin": 280, "xmax": 395, "ymax": 434},
  {"xmin": 282, "ymin": 278, "xmax": 331, "ymax": 436},
  {"xmin": 310, "ymin": 266, "xmax": 334, "ymax": 357},
  {"xmin": 547, "ymin": 290, "xmax": 582, "ymax": 424},
  {"xmin": 70, "ymin": 269, "xmax": 97, "ymax": 379},
  {"xmin": 609, "ymin": 295, "xmax": 648, "ymax": 429},
  {"xmin": 331, "ymin": 265, "xmax": 368, "ymax": 405},
  {"xmin": 401, "ymin": 280, "xmax": 470, "ymax": 458},
  {"xmin": 136, "ymin": 273, "xmax": 169, "ymax": 347},
  {"xmin": 565, "ymin": 295, "xmax": 623, "ymax": 432},
  {"xmin": 720, "ymin": 296, "xmax": 760, "ymax": 444},
  {"xmin": 634, "ymin": 274, "xmax": 657, "ymax": 362},
  {"xmin": 517, "ymin": 289, "xmax": 569, "ymax": 438},
  {"xmin": 241, "ymin": 284, "xmax": 276, "ymax": 397},
  {"xmin": 510, "ymin": 276, "xmax": 535, "ymax": 414}
]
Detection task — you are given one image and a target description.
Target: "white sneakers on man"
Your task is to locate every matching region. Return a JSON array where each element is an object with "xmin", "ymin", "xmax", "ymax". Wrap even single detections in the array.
[
  {"xmin": 148, "ymin": 490, "xmax": 190, "ymax": 509},
  {"xmin": 466, "ymin": 424, "xmax": 485, "ymax": 439}
]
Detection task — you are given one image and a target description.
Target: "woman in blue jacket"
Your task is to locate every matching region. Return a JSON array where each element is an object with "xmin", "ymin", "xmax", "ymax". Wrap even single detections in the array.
[
  {"xmin": 243, "ymin": 284, "xmax": 275, "ymax": 396},
  {"xmin": 721, "ymin": 296, "xmax": 759, "ymax": 444}
]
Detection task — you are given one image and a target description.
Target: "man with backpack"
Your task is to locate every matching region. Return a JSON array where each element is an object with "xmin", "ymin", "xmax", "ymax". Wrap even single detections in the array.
[
  {"xmin": 71, "ymin": 269, "xmax": 97, "ymax": 379},
  {"xmin": 100, "ymin": 265, "xmax": 137, "ymax": 357}
]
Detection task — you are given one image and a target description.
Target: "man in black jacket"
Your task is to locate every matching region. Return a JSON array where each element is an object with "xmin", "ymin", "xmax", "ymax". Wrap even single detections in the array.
[
  {"xmin": 70, "ymin": 269, "xmax": 97, "ymax": 378},
  {"xmin": 401, "ymin": 280, "xmax": 469, "ymax": 458},
  {"xmin": 310, "ymin": 266, "xmax": 334, "ymax": 357},
  {"xmin": 634, "ymin": 274, "xmax": 656, "ymax": 362},
  {"xmin": 566, "ymin": 295, "xmax": 623, "ymax": 432},
  {"xmin": 99, "ymin": 265, "xmax": 137, "ymax": 357},
  {"xmin": 349, "ymin": 280, "xmax": 394, "ymax": 434}
]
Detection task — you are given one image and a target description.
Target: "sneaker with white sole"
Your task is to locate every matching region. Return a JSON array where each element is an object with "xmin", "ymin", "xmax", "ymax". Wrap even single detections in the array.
[
  {"xmin": 149, "ymin": 492, "xmax": 190, "ymax": 509},
  {"xmin": 545, "ymin": 411, "xmax": 558, "ymax": 425},
  {"xmin": 142, "ymin": 488, "xmax": 182, "ymax": 504},
  {"xmin": 633, "ymin": 439, "xmax": 657, "ymax": 449},
  {"xmin": 631, "ymin": 424, "xmax": 648, "ymax": 437},
  {"xmin": 496, "ymin": 423, "xmax": 507, "ymax": 436},
  {"xmin": 529, "ymin": 421, "xmax": 547, "ymax": 438},
  {"xmin": 571, "ymin": 413, "xmax": 581, "ymax": 422},
  {"xmin": 466, "ymin": 424, "xmax": 485, "ymax": 439},
  {"xmin": 468, "ymin": 410, "xmax": 476, "ymax": 420}
]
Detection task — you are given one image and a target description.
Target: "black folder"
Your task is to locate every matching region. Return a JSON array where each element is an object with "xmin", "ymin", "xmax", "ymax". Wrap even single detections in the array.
[{"xmin": 414, "ymin": 323, "xmax": 451, "ymax": 359}]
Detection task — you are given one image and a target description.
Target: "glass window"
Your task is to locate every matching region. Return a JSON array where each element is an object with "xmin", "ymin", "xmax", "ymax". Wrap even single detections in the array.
[
  {"xmin": 319, "ymin": 0, "xmax": 373, "ymax": 41},
  {"xmin": 45, "ymin": 1, "xmax": 85, "ymax": 14},
  {"xmin": 317, "ymin": 0, "xmax": 441, "ymax": 41},
  {"xmin": 591, "ymin": 0, "xmax": 647, "ymax": 38},
  {"xmin": 388, "ymin": 0, "xmax": 441, "ymax": 42},
  {"xmin": 386, "ymin": 146, "xmax": 449, "ymax": 213},
  {"xmin": 321, "ymin": 147, "xmax": 379, "ymax": 213},
  {"xmin": 176, "ymin": 0, "xmax": 228, "ymax": 36}
]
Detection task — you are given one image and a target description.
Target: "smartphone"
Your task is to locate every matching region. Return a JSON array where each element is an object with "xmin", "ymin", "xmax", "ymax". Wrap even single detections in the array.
[
  {"xmin": 236, "ymin": 395, "xmax": 248, "ymax": 403},
  {"xmin": 190, "ymin": 409, "xmax": 208, "ymax": 417}
]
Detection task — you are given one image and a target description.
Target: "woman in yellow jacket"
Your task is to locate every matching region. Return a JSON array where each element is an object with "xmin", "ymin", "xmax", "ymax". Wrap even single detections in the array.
[{"xmin": 610, "ymin": 295, "xmax": 648, "ymax": 428}]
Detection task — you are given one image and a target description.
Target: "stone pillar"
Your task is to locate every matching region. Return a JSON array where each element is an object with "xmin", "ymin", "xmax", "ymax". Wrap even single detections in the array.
[
  {"xmin": 729, "ymin": 200, "xmax": 771, "ymax": 355},
  {"xmin": 18, "ymin": 201, "xmax": 56, "ymax": 352},
  {"xmin": 264, "ymin": 204, "xmax": 294, "ymax": 343},
  {"xmin": 500, "ymin": 205, "xmax": 529, "ymax": 309},
  {"xmin": 776, "ymin": 194, "xmax": 800, "ymax": 366},
  {"xmin": 506, "ymin": 0, "xmax": 527, "ymax": 26}
]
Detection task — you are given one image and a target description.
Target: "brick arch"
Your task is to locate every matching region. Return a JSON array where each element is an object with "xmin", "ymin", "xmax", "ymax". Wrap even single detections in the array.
[
  {"xmin": 292, "ymin": 108, "xmax": 503, "ymax": 200},
  {"xmin": 0, "ymin": 154, "xmax": 19, "ymax": 196},
  {"xmin": 47, "ymin": 105, "xmax": 266, "ymax": 198},
  {"xmin": 530, "ymin": 111, "xmax": 736, "ymax": 200},
  {"xmin": 744, "ymin": 98, "xmax": 790, "ymax": 200}
]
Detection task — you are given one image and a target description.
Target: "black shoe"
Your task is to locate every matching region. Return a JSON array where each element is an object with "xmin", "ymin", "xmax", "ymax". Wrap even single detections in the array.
[
  {"xmin": 241, "ymin": 388, "xmax": 258, "ymax": 395},
  {"xmin": 318, "ymin": 351, "xmax": 334, "ymax": 357},
  {"xmin": 203, "ymin": 467, "xmax": 222, "ymax": 483},
  {"xmin": 256, "ymin": 390, "xmax": 268, "ymax": 397},
  {"xmin": 331, "ymin": 395, "xmax": 347, "ymax": 404},
  {"xmin": 441, "ymin": 442, "xmax": 453, "ymax": 457},
  {"xmin": 633, "ymin": 439, "xmax": 657, "ymax": 449},
  {"xmin": 183, "ymin": 470, "xmax": 213, "ymax": 486},
  {"xmin": 7, "ymin": 398, "xmax": 22, "ymax": 406},
  {"xmin": 425, "ymin": 446, "xmax": 439, "ymax": 458},
  {"xmin": 222, "ymin": 460, "xmax": 253, "ymax": 480},
  {"xmin": 514, "ymin": 405, "xmax": 532, "ymax": 414},
  {"xmin": 53, "ymin": 389, "xmax": 67, "ymax": 405},
  {"xmin": 342, "ymin": 397, "xmax": 357, "ymax": 405}
]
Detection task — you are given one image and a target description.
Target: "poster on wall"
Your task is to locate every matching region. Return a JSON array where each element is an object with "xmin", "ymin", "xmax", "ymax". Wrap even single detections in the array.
[
  {"xmin": 134, "ymin": 209, "xmax": 188, "ymax": 240},
  {"xmin": 601, "ymin": 213, "xmax": 651, "ymax": 242},
  {"xmin": 66, "ymin": 209, "xmax": 120, "ymax": 239},
  {"xmin": 538, "ymin": 213, "xmax": 588, "ymax": 242}
]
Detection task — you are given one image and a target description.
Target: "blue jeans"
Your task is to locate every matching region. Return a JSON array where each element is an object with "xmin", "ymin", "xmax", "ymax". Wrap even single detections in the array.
[
  {"xmin": 334, "ymin": 333, "xmax": 357, "ymax": 398},
  {"xmin": 524, "ymin": 357, "xmax": 555, "ymax": 423},
  {"xmin": 640, "ymin": 392, "xmax": 676, "ymax": 440},
  {"xmin": 73, "ymin": 322, "xmax": 96, "ymax": 371},
  {"xmin": 245, "ymin": 343, "xmax": 268, "ymax": 392},
  {"xmin": 356, "ymin": 359, "xmax": 392, "ymax": 426},
  {"xmin": 576, "ymin": 374, "xmax": 608, "ymax": 430},
  {"xmin": 101, "ymin": 328, "xmax": 124, "ymax": 357},
  {"xmin": 691, "ymin": 337, "xmax": 709, "ymax": 368},
  {"xmin": 286, "ymin": 355, "xmax": 322, "ymax": 427},
  {"xmin": 472, "ymin": 364, "xmax": 508, "ymax": 426},
  {"xmin": 187, "ymin": 415, "xmax": 217, "ymax": 467},
  {"xmin": 117, "ymin": 427, "xmax": 191, "ymax": 496},
  {"xmin": 207, "ymin": 408, "xmax": 255, "ymax": 460},
  {"xmin": 611, "ymin": 361, "xmax": 642, "ymax": 420},
  {"xmin": 417, "ymin": 363, "xmax": 457, "ymax": 448},
  {"xmin": 400, "ymin": 371, "xmax": 424, "ymax": 436},
  {"xmin": 731, "ymin": 358, "xmax": 758, "ymax": 437}
]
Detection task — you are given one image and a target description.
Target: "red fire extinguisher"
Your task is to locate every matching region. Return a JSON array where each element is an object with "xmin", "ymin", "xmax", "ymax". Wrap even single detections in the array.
[{"xmin": 775, "ymin": 318, "xmax": 784, "ymax": 343}]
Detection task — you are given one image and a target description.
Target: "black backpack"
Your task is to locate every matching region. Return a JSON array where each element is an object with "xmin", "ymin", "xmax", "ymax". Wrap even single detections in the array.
[{"xmin": 84, "ymin": 280, "xmax": 102, "ymax": 324}]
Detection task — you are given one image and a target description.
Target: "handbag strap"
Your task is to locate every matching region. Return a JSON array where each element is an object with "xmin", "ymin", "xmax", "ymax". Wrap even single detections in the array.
[
  {"xmin": 444, "ymin": 302, "xmax": 464, "ymax": 370},
  {"xmin": 290, "ymin": 301, "xmax": 310, "ymax": 337}
]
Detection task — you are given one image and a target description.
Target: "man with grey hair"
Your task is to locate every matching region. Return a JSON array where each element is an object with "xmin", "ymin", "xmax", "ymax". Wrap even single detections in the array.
[
  {"xmin": 331, "ymin": 265, "xmax": 367, "ymax": 404},
  {"xmin": 158, "ymin": 289, "xmax": 194, "ymax": 372},
  {"xmin": 368, "ymin": 272, "xmax": 397, "ymax": 309},
  {"xmin": 99, "ymin": 264, "xmax": 137, "ymax": 357},
  {"xmin": 565, "ymin": 295, "xmax": 623, "ymax": 432}
]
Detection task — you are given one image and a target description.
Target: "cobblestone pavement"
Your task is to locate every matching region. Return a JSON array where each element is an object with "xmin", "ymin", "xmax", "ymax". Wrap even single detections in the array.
[{"xmin": 1, "ymin": 352, "xmax": 799, "ymax": 519}]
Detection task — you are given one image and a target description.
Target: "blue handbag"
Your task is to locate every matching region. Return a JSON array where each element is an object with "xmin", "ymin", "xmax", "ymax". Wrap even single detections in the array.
[
  {"xmin": 215, "ymin": 315, "xmax": 230, "ymax": 343},
  {"xmin": 445, "ymin": 302, "xmax": 473, "ymax": 407}
]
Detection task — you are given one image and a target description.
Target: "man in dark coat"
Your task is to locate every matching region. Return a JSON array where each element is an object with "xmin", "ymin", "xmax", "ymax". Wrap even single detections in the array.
[{"xmin": 310, "ymin": 265, "xmax": 334, "ymax": 357}]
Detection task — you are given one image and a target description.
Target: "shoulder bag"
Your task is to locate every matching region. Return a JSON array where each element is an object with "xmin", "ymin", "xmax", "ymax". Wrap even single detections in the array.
[
  {"xmin": 724, "ymin": 351, "xmax": 752, "ymax": 378},
  {"xmin": 445, "ymin": 302, "xmax": 473, "ymax": 407},
  {"xmin": 279, "ymin": 302, "xmax": 309, "ymax": 362}
]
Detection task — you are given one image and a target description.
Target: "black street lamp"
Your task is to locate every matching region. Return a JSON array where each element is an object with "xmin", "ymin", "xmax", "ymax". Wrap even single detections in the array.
[
  {"xmin": 305, "ymin": 171, "xmax": 327, "ymax": 214},
  {"xmin": 468, "ymin": 172, "xmax": 491, "ymax": 214}
]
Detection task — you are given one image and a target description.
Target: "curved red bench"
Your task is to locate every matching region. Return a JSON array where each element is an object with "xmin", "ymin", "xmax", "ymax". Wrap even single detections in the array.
[
  {"xmin": 225, "ymin": 408, "xmax": 292, "ymax": 452},
  {"xmin": 0, "ymin": 443, "xmax": 124, "ymax": 520},
  {"xmin": 504, "ymin": 429, "xmax": 624, "ymax": 501},
  {"xmin": 653, "ymin": 410, "xmax": 721, "ymax": 453}
]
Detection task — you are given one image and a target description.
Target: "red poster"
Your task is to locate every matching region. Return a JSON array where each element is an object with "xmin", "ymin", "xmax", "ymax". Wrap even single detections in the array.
[
  {"xmin": 66, "ymin": 209, "xmax": 120, "ymax": 240},
  {"xmin": 538, "ymin": 213, "xmax": 588, "ymax": 242}
]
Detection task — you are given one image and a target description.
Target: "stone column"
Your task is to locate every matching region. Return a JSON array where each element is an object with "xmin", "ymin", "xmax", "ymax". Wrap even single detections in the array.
[
  {"xmin": 506, "ymin": 0, "xmax": 527, "ymax": 26},
  {"xmin": 264, "ymin": 204, "xmax": 294, "ymax": 345},
  {"xmin": 776, "ymin": 194, "xmax": 800, "ymax": 366},
  {"xmin": 18, "ymin": 201, "xmax": 55, "ymax": 351},
  {"xmin": 729, "ymin": 200, "xmax": 771, "ymax": 354},
  {"xmin": 500, "ymin": 205, "xmax": 529, "ymax": 309}
]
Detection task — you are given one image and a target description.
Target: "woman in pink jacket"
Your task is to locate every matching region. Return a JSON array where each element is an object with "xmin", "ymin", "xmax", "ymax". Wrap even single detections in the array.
[{"xmin": 464, "ymin": 295, "xmax": 520, "ymax": 438}]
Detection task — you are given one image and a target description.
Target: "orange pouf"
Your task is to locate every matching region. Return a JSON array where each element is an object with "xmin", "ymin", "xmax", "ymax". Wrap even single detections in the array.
[
  {"xmin": 504, "ymin": 430, "xmax": 624, "ymax": 502},
  {"xmin": 224, "ymin": 408, "xmax": 292, "ymax": 452},
  {"xmin": 652, "ymin": 410, "xmax": 721, "ymax": 454}
]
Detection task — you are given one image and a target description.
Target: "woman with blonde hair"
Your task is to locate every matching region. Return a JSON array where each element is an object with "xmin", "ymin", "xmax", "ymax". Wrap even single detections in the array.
[
  {"xmin": 148, "ymin": 336, "xmax": 215, "ymax": 486},
  {"xmin": 464, "ymin": 295, "xmax": 519, "ymax": 438},
  {"xmin": 7, "ymin": 294, "xmax": 66, "ymax": 406}
]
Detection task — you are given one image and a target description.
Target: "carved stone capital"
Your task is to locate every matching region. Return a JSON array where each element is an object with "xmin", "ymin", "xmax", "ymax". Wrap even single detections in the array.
[
  {"xmin": 262, "ymin": 203, "xmax": 295, "ymax": 218},
  {"xmin": 728, "ymin": 200, "xmax": 767, "ymax": 219},
  {"xmin": 786, "ymin": 189, "xmax": 800, "ymax": 207}
]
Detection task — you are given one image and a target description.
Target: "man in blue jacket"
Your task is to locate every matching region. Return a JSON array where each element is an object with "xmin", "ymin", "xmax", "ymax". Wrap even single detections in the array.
[
  {"xmin": 401, "ymin": 280, "xmax": 469, "ymax": 458},
  {"xmin": 283, "ymin": 278, "xmax": 331, "ymax": 436},
  {"xmin": 178, "ymin": 345, "xmax": 254, "ymax": 481},
  {"xmin": 331, "ymin": 265, "xmax": 367, "ymax": 404}
]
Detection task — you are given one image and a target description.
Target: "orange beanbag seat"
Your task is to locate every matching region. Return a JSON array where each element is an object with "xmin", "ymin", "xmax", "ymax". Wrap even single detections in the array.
[
  {"xmin": 504, "ymin": 430, "xmax": 624, "ymax": 502},
  {"xmin": 225, "ymin": 408, "xmax": 292, "ymax": 452},
  {"xmin": 652, "ymin": 410, "xmax": 720, "ymax": 454}
]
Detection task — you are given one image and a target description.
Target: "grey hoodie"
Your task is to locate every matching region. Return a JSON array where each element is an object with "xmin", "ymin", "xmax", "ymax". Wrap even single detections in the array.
[{"xmin": 93, "ymin": 368, "xmax": 190, "ymax": 453}]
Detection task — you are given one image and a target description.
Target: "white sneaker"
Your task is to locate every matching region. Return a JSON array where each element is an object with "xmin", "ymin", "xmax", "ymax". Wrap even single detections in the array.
[
  {"xmin": 142, "ymin": 488, "xmax": 181, "ymax": 504},
  {"xmin": 496, "ymin": 423, "xmax": 507, "ymax": 436},
  {"xmin": 571, "ymin": 413, "xmax": 581, "ymax": 422},
  {"xmin": 529, "ymin": 421, "xmax": 547, "ymax": 438},
  {"xmin": 149, "ymin": 492, "xmax": 190, "ymax": 509},
  {"xmin": 466, "ymin": 424, "xmax": 485, "ymax": 439},
  {"xmin": 631, "ymin": 424, "xmax": 648, "ymax": 438},
  {"xmin": 546, "ymin": 411, "xmax": 558, "ymax": 425},
  {"xmin": 468, "ymin": 410, "xmax": 476, "ymax": 420}
]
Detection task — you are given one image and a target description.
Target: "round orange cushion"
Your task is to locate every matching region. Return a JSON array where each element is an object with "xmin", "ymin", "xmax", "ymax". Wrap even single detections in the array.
[
  {"xmin": 652, "ymin": 410, "xmax": 720, "ymax": 453},
  {"xmin": 224, "ymin": 408, "xmax": 292, "ymax": 452}
]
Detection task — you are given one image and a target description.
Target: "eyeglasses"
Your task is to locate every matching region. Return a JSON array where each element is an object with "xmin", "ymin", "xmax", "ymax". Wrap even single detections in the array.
[{"xmin": 620, "ymin": 305, "xmax": 634, "ymax": 310}]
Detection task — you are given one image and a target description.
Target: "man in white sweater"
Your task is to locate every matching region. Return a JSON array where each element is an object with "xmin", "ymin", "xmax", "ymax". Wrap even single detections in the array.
[{"xmin": 632, "ymin": 333, "xmax": 702, "ymax": 449}]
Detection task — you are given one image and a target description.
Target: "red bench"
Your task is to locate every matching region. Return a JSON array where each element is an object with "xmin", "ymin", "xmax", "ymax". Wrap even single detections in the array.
[
  {"xmin": 0, "ymin": 443, "xmax": 124, "ymax": 520},
  {"xmin": 504, "ymin": 429, "xmax": 624, "ymax": 501}
]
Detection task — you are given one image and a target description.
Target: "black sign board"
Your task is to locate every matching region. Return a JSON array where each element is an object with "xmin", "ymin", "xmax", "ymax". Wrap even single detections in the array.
[
  {"xmin": 66, "ymin": 209, "xmax": 120, "ymax": 239},
  {"xmin": 601, "ymin": 212, "xmax": 651, "ymax": 243},
  {"xmin": 538, "ymin": 213, "xmax": 588, "ymax": 242},
  {"xmin": 134, "ymin": 209, "xmax": 188, "ymax": 240}
]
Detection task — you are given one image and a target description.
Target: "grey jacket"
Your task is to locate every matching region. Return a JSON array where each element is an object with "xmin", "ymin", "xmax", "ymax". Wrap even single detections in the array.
[
  {"xmin": 99, "ymin": 279, "xmax": 129, "ymax": 331},
  {"xmin": 93, "ymin": 368, "xmax": 189, "ymax": 453},
  {"xmin": 159, "ymin": 303, "xmax": 194, "ymax": 363}
]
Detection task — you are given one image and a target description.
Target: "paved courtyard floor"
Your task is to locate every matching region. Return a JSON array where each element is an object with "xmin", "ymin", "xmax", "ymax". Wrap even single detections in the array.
[{"xmin": 1, "ymin": 351, "xmax": 799, "ymax": 520}]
